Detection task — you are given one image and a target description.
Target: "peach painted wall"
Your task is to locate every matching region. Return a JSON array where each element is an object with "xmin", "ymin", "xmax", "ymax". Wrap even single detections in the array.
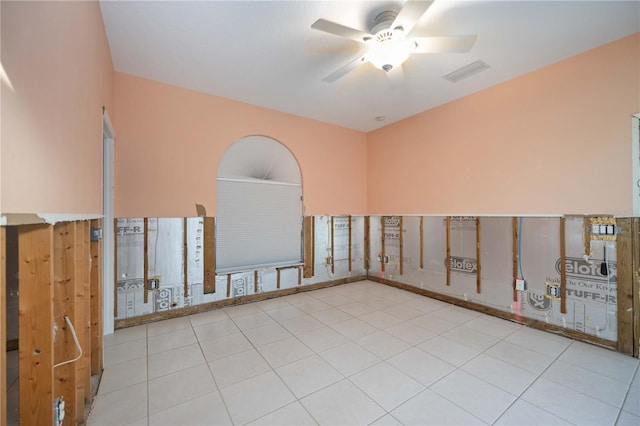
[
  {"xmin": 1, "ymin": 0, "xmax": 114, "ymax": 214},
  {"xmin": 113, "ymin": 73, "xmax": 367, "ymax": 217},
  {"xmin": 368, "ymin": 34, "xmax": 640, "ymax": 216}
]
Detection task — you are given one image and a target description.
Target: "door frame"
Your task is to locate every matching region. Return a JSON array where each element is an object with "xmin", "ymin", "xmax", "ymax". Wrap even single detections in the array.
[{"xmin": 102, "ymin": 109, "xmax": 115, "ymax": 335}]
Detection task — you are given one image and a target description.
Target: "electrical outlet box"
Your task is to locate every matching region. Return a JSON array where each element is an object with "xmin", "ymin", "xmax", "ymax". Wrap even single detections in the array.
[
  {"xmin": 147, "ymin": 277, "xmax": 160, "ymax": 290},
  {"xmin": 515, "ymin": 279, "xmax": 526, "ymax": 291},
  {"xmin": 325, "ymin": 256, "xmax": 333, "ymax": 266}
]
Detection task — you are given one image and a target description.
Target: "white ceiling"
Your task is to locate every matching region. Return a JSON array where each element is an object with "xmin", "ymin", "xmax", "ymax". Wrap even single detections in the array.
[{"xmin": 100, "ymin": 1, "xmax": 640, "ymax": 132}]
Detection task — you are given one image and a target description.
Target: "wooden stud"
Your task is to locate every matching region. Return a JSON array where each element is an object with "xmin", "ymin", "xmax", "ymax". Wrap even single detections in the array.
[
  {"xmin": 348, "ymin": 216, "xmax": 352, "ymax": 272},
  {"xmin": 419, "ymin": 217, "xmax": 424, "ymax": 269},
  {"xmin": 363, "ymin": 216, "xmax": 370, "ymax": 271},
  {"xmin": 183, "ymin": 218, "xmax": 188, "ymax": 298},
  {"xmin": 254, "ymin": 270, "xmax": 259, "ymax": 294},
  {"xmin": 90, "ymin": 219, "xmax": 103, "ymax": 376},
  {"xmin": 203, "ymin": 217, "xmax": 215, "ymax": 294},
  {"xmin": 311, "ymin": 218, "xmax": 315, "ymax": 278},
  {"xmin": 476, "ymin": 217, "xmax": 481, "ymax": 294},
  {"xmin": 632, "ymin": 218, "xmax": 640, "ymax": 358},
  {"xmin": 53, "ymin": 222, "xmax": 77, "ymax": 426},
  {"xmin": 277, "ymin": 268, "xmax": 281, "ymax": 289},
  {"xmin": 381, "ymin": 217, "xmax": 385, "ymax": 273},
  {"xmin": 303, "ymin": 217, "xmax": 314, "ymax": 278},
  {"xmin": 113, "ymin": 218, "xmax": 118, "ymax": 318},
  {"xmin": 512, "ymin": 217, "xmax": 518, "ymax": 302},
  {"xmin": 19, "ymin": 224, "xmax": 54, "ymax": 426},
  {"xmin": 330, "ymin": 216, "xmax": 335, "ymax": 274},
  {"xmin": 399, "ymin": 216, "xmax": 404, "ymax": 275},
  {"xmin": 616, "ymin": 218, "xmax": 634, "ymax": 355},
  {"xmin": 226, "ymin": 274, "xmax": 231, "ymax": 297},
  {"xmin": 298, "ymin": 266, "xmax": 302, "ymax": 286},
  {"xmin": 82, "ymin": 222, "xmax": 91, "ymax": 404},
  {"xmin": 1, "ymin": 227, "xmax": 6, "ymax": 426},
  {"xmin": 445, "ymin": 217, "xmax": 451, "ymax": 286},
  {"xmin": 143, "ymin": 218, "xmax": 149, "ymax": 304},
  {"xmin": 560, "ymin": 217, "xmax": 567, "ymax": 314}
]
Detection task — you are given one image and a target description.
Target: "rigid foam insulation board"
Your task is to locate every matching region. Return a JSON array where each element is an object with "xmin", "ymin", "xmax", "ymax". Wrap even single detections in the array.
[
  {"xmin": 115, "ymin": 216, "xmax": 366, "ymax": 319},
  {"xmin": 370, "ymin": 216, "xmax": 617, "ymax": 341}
]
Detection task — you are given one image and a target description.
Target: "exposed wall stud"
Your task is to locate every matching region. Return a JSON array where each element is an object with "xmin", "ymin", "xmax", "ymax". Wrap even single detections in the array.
[
  {"xmin": 53, "ymin": 222, "xmax": 77, "ymax": 425},
  {"xmin": 19, "ymin": 224, "xmax": 54, "ymax": 426},
  {"xmin": 226, "ymin": 274, "xmax": 231, "ymax": 298},
  {"xmin": 143, "ymin": 218, "xmax": 149, "ymax": 304},
  {"xmin": 419, "ymin": 217, "xmax": 424, "ymax": 269},
  {"xmin": 512, "ymin": 217, "xmax": 518, "ymax": 302},
  {"xmin": 476, "ymin": 217, "xmax": 481, "ymax": 294},
  {"xmin": 560, "ymin": 217, "xmax": 567, "ymax": 314},
  {"xmin": 330, "ymin": 216, "xmax": 335, "ymax": 274},
  {"xmin": 183, "ymin": 218, "xmax": 188, "ymax": 298},
  {"xmin": 399, "ymin": 216, "xmax": 404, "ymax": 275},
  {"xmin": 363, "ymin": 216, "xmax": 370, "ymax": 271},
  {"xmin": 90, "ymin": 219, "xmax": 103, "ymax": 375},
  {"xmin": 348, "ymin": 215, "xmax": 352, "ymax": 272},
  {"xmin": 616, "ymin": 218, "xmax": 635, "ymax": 355},
  {"xmin": 203, "ymin": 217, "xmax": 215, "ymax": 294},
  {"xmin": 381, "ymin": 217, "xmax": 386, "ymax": 273},
  {"xmin": 254, "ymin": 270, "xmax": 259, "ymax": 294},
  {"xmin": 1, "ymin": 227, "xmax": 6, "ymax": 426},
  {"xmin": 303, "ymin": 217, "xmax": 314, "ymax": 278},
  {"xmin": 113, "ymin": 218, "xmax": 118, "ymax": 318},
  {"xmin": 445, "ymin": 217, "xmax": 451, "ymax": 286}
]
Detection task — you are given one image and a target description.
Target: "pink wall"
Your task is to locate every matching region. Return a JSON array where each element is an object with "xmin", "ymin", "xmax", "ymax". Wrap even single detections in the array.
[
  {"xmin": 1, "ymin": 0, "xmax": 114, "ymax": 214},
  {"xmin": 368, "ymin": 34, "xmax": 640, "ymax": 216},
  {"xmin": 113, "ymin": 73, "xmax": 368, "ymax": 217}
]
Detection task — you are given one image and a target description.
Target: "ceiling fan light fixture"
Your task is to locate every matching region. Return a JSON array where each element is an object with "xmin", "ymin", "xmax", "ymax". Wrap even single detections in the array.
[{"xmin": 367, "ymin": 28, "xmax": 413, "ymax": 72}]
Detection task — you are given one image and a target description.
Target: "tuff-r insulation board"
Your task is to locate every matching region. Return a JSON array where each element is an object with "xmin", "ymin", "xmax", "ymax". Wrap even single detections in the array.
[
  {"xmin": 370, "ymin": 216, "xmax": 617, "ymax": 341},
  {"xmin": 115, "ymin": 216, "xmax": 366, "ymax": 320}
]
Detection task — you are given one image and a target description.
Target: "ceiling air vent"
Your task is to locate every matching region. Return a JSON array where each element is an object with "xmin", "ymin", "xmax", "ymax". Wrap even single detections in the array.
[{"xmin": 443, "ymin": 60, "xmax": 490, "ymax": 83}]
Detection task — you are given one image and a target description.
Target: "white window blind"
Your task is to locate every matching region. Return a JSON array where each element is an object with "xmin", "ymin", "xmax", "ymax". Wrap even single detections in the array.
[{"xmin": 216, "ymin": 177, "xmax": 302, "ymax": 274}]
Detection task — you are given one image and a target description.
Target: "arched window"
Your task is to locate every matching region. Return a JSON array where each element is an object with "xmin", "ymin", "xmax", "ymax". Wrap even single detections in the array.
[{"xmin": 216, "ymin": 136, "xmax": 303, "ymax": 273}]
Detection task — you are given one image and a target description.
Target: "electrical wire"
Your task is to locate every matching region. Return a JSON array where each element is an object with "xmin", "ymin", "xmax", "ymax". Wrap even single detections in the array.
[{"xmin": 53, "ymin": 316, "xmax": 83, "ymax": 368}]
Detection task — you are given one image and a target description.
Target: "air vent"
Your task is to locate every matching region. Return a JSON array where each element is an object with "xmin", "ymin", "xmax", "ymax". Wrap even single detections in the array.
[{"xmin": 443, "ymin": 60, "xmax": 490, "ymax": 83}]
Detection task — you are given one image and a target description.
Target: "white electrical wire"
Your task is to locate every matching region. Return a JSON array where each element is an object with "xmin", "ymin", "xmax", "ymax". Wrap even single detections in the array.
[{"xmin": 53, "ymin": 315, "xmax": 83, "ymax": 369}]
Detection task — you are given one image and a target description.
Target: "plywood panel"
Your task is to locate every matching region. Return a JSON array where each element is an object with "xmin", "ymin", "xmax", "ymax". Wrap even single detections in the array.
[
  {"xmin": 53, "ymin": 222, "xmax": 77, "ymax": 425},
  {"xmin": 19, "ymin": 224, "xmax": 54, "ymax": 426}
]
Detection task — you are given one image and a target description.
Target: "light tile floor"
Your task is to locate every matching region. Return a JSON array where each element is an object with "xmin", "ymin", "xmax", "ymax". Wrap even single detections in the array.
[{"xmin": 81, "ymin": 280, "xmax": 639, "ymax": 425}]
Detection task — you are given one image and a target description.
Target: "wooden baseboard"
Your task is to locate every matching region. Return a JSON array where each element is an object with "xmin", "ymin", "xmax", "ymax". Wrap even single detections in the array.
[
  {"xmin": 115, "ymin": 275, "xmax": 367, "ymax": 329},
  {"xmin": 369, "ymin": 275, "xmax": 617, "ymax": 351}
]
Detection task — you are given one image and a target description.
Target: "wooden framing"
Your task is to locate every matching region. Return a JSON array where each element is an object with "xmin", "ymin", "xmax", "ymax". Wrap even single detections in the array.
[
  {"xmin": 183, "ymin": 218, "xmax": 188, "ymax": 298},
  {"xmin": 90, "ymin": 219, "xmax": 103, "ymax": 376},
  {"xmin": 363, "ymin": 217, "xmax": 370, "ymax": 271},
  {"xmin": 303, "ymin": 216, "xmax": 314, "ymax": 278},
  {"xmin": 203, "ymin": 217, "xmax": 215, "ymax": 294},
  {"xmin": 226, "ymin": 274, "xmax": 231, "ymax": 297},
  {"xmin": 74, "ymin": 222, "xmax": 91, "ymax": 418},
  {"xmin": 277, "ymin": 268, "xmax": 281, "ymax": 289},
  {"xmin": 476, "ymin": 217, "xmax": 481, "ymax": 294},
  {"xmin": 348, "ymin": 216, "xmax": 352, "ymax": 272},
  {"xmin": 330, "ymin": 216, "xmax": 335, "ymax": 274},
  {"xmin": 298, "ymin": 266, "xmax": 302, "ymax": 286},
  {"xmin": 616, "ymin": 218, "xmax": 635, "ymax": 356},
  {"xmin": 633, "ymin": 218, "xmax": 640, "ymax": 358},
  {"xmin": 143, "ymin": 218, "xmax": 149, "ymax": 303},
  {"xmin": 254, "ymin": 270, "xmax": 259, "ymax": 294},
  {"xmin": 399, "ymin": 216, "xmax": 404, "ymax": 275},
  {"xmin": 19, "ymin": 224, "xmax": 54, "ymax": 426},
  {"xmin": 53, "ymin": 222, "xmax": 77, "ymax": 425},
  {"xmin": 113, "ymin": 218, "xmax": 118, "ymax": 318},
  {"xmin": 445, "ymin": 217, "xmax": 451, "ymax": 286},
  {"xmin": 560, "ymin": 217, "xmax": 567, "ymax": 314},
  {"xmin": 381, "ymin": 217, "xmax": 385, "ymax": 273},
  {"xmin": 512, "ymin": 217, "xmax": 518, "ymax": 302},
  {"xmin": 1, "ymin": 227, "xmax": 6, "ymax": 426},
  {"xmin": 419, "ymin": 217, "xmax": 424, "ymax": 269}
]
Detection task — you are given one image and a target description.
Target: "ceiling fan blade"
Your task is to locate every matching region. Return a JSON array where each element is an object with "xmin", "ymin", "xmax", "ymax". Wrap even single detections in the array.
[
  {"xmin": 412, "ymin": 36, "xmax": 477, "ymax": 53},
  {"xmin": 311, "ymin": 19, "xmax": 372, "ymax": 43},
  {"xmin": 392, "ymin": 1, "xmax": 434, "ymax": 35},
  {"xmin": 322, "ymin": 55, "xmax": 368, "ymax": 83},
  {"xmin": 386, "ymin": 65, "xmax": 405, "ymax": 90}
]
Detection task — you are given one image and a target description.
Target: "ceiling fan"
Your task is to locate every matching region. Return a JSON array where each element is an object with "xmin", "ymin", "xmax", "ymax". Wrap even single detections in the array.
[{"xmin": 311, "ymin": 1, "xmax": 477, "ymax": 83}]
